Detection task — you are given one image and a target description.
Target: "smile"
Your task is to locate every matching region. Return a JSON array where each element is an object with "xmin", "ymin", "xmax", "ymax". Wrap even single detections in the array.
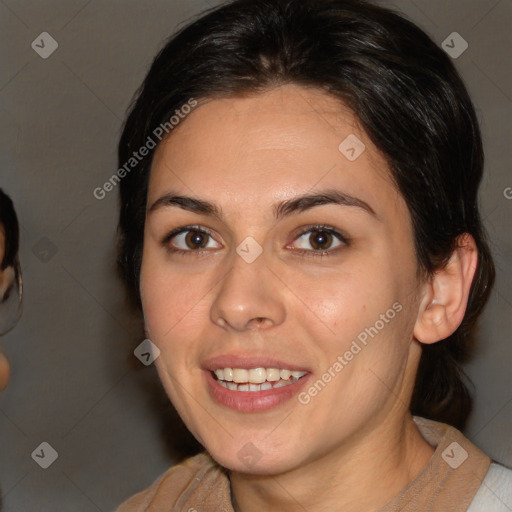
[
  {"xmin": 205, "ymin": 364, "xmax": 310, "ymax": 412},
  {"xmin": 213, "ymin": 367, "xmax": 308, "ymax": 392}
]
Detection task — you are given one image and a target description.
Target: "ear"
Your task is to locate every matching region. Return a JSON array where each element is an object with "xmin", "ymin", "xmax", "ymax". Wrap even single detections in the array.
[
  {"xmin": 414, "ymin": 233, "xmax": 478, "ymax": 344},
  {"xmin": 0, "ymin": 349, "xmax": 10, "ymax": 392}
]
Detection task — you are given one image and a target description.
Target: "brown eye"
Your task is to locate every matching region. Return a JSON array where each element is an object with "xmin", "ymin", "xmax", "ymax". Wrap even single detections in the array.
[
  {"xmin": 290, "ymin": 226, "xmax": 347, "ymax": 255},
  {"xmin": 308, "ymin": 229, "xmax": 333, "ymax": 250},
  {"xmin": 185, "ymin": 230, "xmax": 209, "ymax": 249},
  {"xmin": 165, "ymin": 226, "xmax": 222, "ymax": 252}
]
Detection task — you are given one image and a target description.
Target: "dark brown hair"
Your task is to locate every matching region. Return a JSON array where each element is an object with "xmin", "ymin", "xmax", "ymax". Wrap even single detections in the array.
[
  {"xmin": 117, "ymin": 0, "xmax": 495, "ymax": 429},
  {"xmin": 0, "ymin": 188, "xmax": 19, "ymax": 271}
]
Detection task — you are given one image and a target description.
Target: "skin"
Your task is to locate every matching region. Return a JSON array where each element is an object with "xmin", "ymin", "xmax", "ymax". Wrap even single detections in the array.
[
  {"xmin": 0, "ymin": 224, "xmax": 12, "ymax": 391},
  {"xmin": 140, "ymin": 84, "xmax": 477, "ymax": 512}
]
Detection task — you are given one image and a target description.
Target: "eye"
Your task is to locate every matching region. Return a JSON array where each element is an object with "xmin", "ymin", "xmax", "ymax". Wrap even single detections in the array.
[
  {"xmin": 163, "ymin": 226, "xmax": 221, "ymax": 253},
  {"xmin": 162, "ymin": 224, "xmax": 348, "ymax": 258},
  {"xmin": 289, "ymin": 225, "xmax": 348, "ymax": 256}
]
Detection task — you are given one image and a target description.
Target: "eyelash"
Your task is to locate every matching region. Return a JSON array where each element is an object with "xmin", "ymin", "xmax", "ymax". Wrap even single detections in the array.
[{"xmin": 161, "ymin": 224, "xmax": 349, "ymax": 259}]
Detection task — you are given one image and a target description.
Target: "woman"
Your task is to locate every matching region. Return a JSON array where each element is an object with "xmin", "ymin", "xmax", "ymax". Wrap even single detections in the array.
[
  {"xmin": 0, "ymin": 188, "xmax": 22, "ymax": 392},
  {"xmin": 115, "ymin": 0, "xmax": 511, "ymax": 510}
]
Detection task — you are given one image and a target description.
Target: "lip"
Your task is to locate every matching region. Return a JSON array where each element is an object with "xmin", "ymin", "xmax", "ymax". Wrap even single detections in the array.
[
  {"xmin": 202, "ymin": 354, "xmax": 310, "ymax": 372},
  {"xmin": 203, "ymin": 368, "xmax": 311, "ymax": 413}
]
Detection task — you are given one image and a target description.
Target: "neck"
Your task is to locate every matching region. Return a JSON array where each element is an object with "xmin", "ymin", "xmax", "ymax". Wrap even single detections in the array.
[{"xmin": 229, "ymin": 413, "xmax": 435, "ymax": 512}]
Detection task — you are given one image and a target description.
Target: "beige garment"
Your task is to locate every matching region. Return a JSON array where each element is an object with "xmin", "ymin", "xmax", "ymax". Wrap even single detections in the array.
[{"xmin": 115, "ymin": 416, "xmax": 491, "ymax": 512}]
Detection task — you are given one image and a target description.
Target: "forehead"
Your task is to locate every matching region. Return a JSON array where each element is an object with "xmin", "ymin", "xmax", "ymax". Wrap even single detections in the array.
[{"xmin": 148, "ymin": 84, "xmax": 402, "ymax": 220}]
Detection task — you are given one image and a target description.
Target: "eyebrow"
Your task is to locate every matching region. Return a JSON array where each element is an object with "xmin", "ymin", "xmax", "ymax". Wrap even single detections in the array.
[{"xmin": 148, "ymin": 188, "xmax": 376, "ymax": 220}]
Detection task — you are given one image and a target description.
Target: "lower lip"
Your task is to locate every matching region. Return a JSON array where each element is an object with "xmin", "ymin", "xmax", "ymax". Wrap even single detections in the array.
[{"xmin": 204, "ymin": 370, "xmax": 310, "ymax": 412}]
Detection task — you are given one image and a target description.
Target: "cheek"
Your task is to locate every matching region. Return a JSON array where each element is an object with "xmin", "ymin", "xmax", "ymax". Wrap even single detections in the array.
[
  {"xmin": 290, "ymin": 262, "xmax": 401, "ymax": 344},
  {"xmin": 288, "ymin": 259, "xmax": 415, "ymax": 404},
  {"xmin": 140, "ymin": 253, "xmax": 209, "ymax": 341},
  {"xmin": 140, "ymin": 259, "xmax": 204, "ymax": 399}
]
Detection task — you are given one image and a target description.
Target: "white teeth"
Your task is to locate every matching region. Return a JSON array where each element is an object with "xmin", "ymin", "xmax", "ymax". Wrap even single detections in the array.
[
  {"xmin": 266, "ymin": 368, "xmax": 280, "ymax": 381},
  {"xmin": 248, "ymin": 368, "xmax": 266, "ymax": 384},
  {"xmin": 214, "ymin": 367, "xmax": 307, "ymax": 384},
  {"xmin": 280, "ymin": 369, "xmax": 291, "ymax": 380},
  {"xmin": 233, "ymin": 368, "xmax": 249, "ymax": 383},
  {"xmin": 213, "ymin": 366, "xmax": 307, "ymax": 392}
]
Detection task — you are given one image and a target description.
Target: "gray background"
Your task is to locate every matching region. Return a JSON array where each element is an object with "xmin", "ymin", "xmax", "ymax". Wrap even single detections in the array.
[{"xmin": 0, "ymin": 0, "xmax": 510, "ymax": 510}]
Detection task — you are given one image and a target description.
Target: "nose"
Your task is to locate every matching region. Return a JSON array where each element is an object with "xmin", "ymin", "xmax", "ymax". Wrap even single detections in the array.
[{"xmin": 209, "ymin": 248, "xmax": 286, "ymax": 332}]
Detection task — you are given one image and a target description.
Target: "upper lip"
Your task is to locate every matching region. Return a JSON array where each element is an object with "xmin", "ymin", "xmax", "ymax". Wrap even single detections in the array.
[{"xmin": 202, "ymin": 354, "xmax": 310, "ymax": 372}]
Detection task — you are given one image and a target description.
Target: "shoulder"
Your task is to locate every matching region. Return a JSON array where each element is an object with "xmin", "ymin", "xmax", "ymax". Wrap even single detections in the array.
[
  {"xmin": 115, "ymin": 452, "xmax": 229, "ymax": 512},
  {"xmin": 467, "ymin": 461, "xmax": 512, "ymax": 512}
]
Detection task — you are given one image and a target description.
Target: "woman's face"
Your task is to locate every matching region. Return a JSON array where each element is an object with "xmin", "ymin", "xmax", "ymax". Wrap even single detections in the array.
[
  {"xmin": 140, "ymin": 84, "xmax": 425, "ymax": 474},
  {"xmin": 0, "ymin": 225, "xmax": 7, "ymax": 294},
  {"xmin": 0, "ymin": 224, "xmax": 13, "ymax": 390}
]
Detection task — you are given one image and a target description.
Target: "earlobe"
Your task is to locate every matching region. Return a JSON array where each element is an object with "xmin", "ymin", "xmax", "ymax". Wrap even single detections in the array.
[{"xmin": 414, "ymin": 233, "xmax": 478, "ymax": 344}]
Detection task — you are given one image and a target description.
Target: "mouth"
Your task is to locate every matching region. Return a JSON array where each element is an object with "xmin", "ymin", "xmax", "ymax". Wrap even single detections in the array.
[
  {"xmin": 203, "ymin": 360, "xmax": 310, "ymax": 412},
  {"xmin": 212, "ymin": 367, "xmax": 307, "ymax": 391}
]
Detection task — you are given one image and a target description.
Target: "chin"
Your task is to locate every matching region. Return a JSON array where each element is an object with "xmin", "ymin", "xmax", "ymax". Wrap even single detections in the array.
[{"xmin": 204, "ymin": 436, "xmax": 304, "ymax": 476}]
